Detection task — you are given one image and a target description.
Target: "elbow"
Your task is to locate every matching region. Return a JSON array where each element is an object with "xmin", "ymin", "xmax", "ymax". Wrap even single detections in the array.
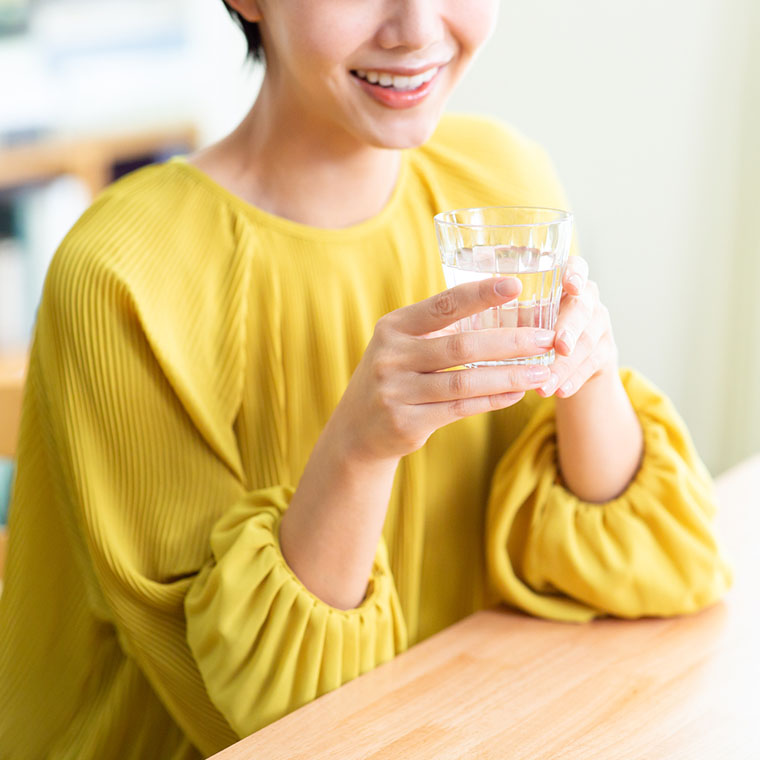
[{"xmin": 604, "ymin": 549, "xmax": 734, "ymax": 619}]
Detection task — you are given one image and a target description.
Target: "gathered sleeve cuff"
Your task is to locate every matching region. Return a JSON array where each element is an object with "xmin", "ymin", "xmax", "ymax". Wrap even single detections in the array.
[
  {"xmin": 486, "ymin": 368, "xmax": 733, "ymax": 622},
  {"xmin": 185, "ymin": 485, "xmax": 408, "ymax": 738}
]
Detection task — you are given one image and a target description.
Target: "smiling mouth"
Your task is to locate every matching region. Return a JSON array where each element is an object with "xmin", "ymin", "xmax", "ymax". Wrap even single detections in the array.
[{"xmin": 350, "ymin": 66, "xmax": 440, "ymax": 92}]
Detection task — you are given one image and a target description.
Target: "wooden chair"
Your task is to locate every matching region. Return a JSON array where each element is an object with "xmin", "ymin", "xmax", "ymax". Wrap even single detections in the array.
[{"xmin": 0, "ymin": 351, "xmax": 27, "ymax": 583}]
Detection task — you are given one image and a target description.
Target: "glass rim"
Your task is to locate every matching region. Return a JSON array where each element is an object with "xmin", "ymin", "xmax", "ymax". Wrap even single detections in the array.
[{"xmin": 433, "ymin": 205, "xmax": 574, "ymax": 230}]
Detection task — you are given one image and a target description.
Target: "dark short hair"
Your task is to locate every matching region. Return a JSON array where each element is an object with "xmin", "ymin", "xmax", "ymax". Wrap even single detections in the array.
[{"xmin": 221, "ymin": 2, "xmax": 264, "ymax": 62}]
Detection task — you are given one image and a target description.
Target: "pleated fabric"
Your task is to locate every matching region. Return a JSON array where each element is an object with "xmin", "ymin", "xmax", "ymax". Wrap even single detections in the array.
[
  {"xmin": 486, "ymin": 368, "xmax": 732, "ymax": 622},
  {"xmin": 0, "ymin": 114, "xmax": 731, "ymax": 759}
]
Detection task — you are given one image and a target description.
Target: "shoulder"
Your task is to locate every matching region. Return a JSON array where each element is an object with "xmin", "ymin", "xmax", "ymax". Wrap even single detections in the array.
[
  {"xmin": 425, "ymin": 113, "xmax": 539, "ymax": 166},
  {"xmin": 46, "ymin": 159, "xmax": 244, "ymax": 311},
  {"xmin": 413, "ymin": 113, "xmax": 570, "ymax": 210},
  {"xmin": 53, "ymin": 160, "xmax": 234, "ymax": 269},
  {"xmin": 42, "ymin": 160, "xmax": 252, "ymax": 393},
  {"xmin": 36, "ymin": 161, "xmax": 249, "ymax": 476}
]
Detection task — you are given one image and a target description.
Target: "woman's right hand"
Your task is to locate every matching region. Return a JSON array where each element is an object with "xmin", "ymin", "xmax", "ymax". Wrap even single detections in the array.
[
  {"xmin": 333, "ymin": 276, "xmax": 556, "ymax": 463},
  {"xmin": 280, "ymin": 276, "xmax": 554, "ymax": 609}
]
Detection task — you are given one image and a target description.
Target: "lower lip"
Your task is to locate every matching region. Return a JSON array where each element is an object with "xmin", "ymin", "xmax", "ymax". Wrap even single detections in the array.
[{"xmin": 351, "ymin": 69, "xmax": 442, "ymax": 109}]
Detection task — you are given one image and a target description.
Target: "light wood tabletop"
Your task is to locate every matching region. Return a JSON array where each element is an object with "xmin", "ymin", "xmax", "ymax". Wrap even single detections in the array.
[{"xmin": 209, "ymin": 455, "xmax": 760, "ymax": 760}]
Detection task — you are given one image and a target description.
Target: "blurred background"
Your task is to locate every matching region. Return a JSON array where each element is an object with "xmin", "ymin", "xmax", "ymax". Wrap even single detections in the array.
[{"xmin": 1, "ymin": 0, "xmax": 758, "ymax": 533}]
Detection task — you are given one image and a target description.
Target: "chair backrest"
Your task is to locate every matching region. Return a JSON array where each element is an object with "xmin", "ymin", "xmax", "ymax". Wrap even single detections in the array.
[
  {"xmin": 0, "ymin": 353, "xmax": 26, "ymax": 583},
  {"xmin": 0, "ymin": 527, "xmax": 7, "ymax": 586},
  {"xmin": 0, "ymin": 353, "xmax": 26, "ymax": 459}
]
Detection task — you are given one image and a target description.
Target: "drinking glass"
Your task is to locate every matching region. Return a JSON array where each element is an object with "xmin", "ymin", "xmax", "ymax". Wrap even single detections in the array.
[{"xmin": 434, "ymin": 206, "xmax": 573, "ymax": 367}]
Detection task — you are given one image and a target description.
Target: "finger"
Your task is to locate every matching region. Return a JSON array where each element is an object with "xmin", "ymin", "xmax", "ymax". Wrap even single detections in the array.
[
  {"xmin": 408, "ymin": 363, "xmax": 551, "ymax": 404},
  {"xmin": 537, "ymin": 307, "xmax": 608, "ymax": 397},
  {"xmin": 563, "ymin": 256, "xmax": 589, "ymax": 295},
  {"xmin": 554, "ymin": 283, "xmax": 598, "ymax": 356},
  {"xmin": 409, "ymin": 326, "xmax": 556, "ymax": 372},
  {"xmin": 388, "ymin": 277, "xmax": 522, "ymax": 337},
  {"xmin": 554, "ymin": 336, "xmax": 617, "ymax": 398},
  {"xmin": 416, "ymin": 390, "xmax": 528, "ymax": 428}
]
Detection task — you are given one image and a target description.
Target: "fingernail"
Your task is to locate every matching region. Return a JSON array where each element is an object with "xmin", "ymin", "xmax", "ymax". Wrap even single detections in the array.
[
  {"xmin": 495, "ymin": 278, "xmax": 517, "ymax": 296},
  {"xmin": 534, "ymin": 330, "xmax": 555, "ymax": 348},
  {"xmin": 569, "ymin": 275, "xmax": 583, "ymax": 291},
  {"xmin": 528, "ymin": 366, "xmax": 550, "ymax": 383},
  {"xmin": 540, "ymin": 373, "xmax": 559, "ymax": 395},
  {"xmin": 560, "ymin": 379, "xmax": 573, "ymax": 395},
  {"xmin": 558, "ymin": 330, "xmax": 575, "ymax": 353}
]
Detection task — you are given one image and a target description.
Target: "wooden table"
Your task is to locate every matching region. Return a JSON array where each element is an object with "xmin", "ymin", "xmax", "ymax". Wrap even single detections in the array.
[{"xmin": 210, "ymin": 456, "xmax": 760, "ymax": 759}]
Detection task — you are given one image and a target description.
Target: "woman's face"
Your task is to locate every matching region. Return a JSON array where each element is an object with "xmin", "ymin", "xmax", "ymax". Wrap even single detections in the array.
[{"xmin": 253, "ymin": 0, "xmax": 499, "ymax": 149}]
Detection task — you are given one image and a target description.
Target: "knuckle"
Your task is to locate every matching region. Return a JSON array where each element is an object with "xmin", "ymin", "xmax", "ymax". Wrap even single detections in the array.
[
  {"xmin": 509, "ymin": 330, "xmax": 525, "ymax": 354},
  {"xmin": 449, "ymin": 396, "xmax": 470, "ymax": 419},
  {"xmin": 448, "ymin": 332, "xmax": 474, "ymax": 365},
  {"xmin": 376, "ymin": 388, "xmax": 396, "ymax": 415},
  {"xmin": 431, "ymin": 290, "xmax": 458, "ymax": 319},
  {"xmin": 505, "ymin": 367, "xmax": 520, "ymax": 388},
  {"xmin": 576, "ymin": 331, "xmax": 593, "ymax": 354},
  {"xmin": 448, "ymin": 370, "xmax": 471, "ymax": 398},
  {"xmin": 489, "ymin": 393, "xmax": 511, "ymax": 410},
  {"xmin": 385, "ymin": 404, "xmax": 409, "ymax": 438},
  {"xmin": 550, "ymin": 359, "xmax": 568, "ymax": 379},
  {"xmin": 373, "ymin": 315, "xmax": 395, "ymax": 344},
  {"xmin": 371, "ymin": 356, "xmax": 395, "ymax": 384}
]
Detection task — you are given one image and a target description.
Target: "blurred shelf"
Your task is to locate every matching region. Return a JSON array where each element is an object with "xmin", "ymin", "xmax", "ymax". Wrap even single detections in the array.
[
  {"xmin": 0, "ymin": 350, "xmax": 27, "ymax": 459},
  {"xmin": 0, "ymin": 122, "xmax": 197, "ymax": 196},
  {"xmin": 0, "ymin": 123, "xmax": 198, "ymax": 459}
]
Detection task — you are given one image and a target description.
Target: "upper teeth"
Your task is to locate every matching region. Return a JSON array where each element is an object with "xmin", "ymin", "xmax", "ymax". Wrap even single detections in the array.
[{"xmin": 355, "ymin": 67, "xmax": 438, "ymax": 91}]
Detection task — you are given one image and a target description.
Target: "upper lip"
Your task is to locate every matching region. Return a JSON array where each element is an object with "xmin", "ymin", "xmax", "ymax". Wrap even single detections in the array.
[{"xmin": 351, "ymin": 61, "xmax": 451, "ymax": 76}]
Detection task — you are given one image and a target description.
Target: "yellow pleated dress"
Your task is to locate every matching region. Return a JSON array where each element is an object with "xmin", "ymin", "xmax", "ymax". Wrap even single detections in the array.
[{"xmin": 0, "ymin": 115, "xmax": 732, "ymax": 759}]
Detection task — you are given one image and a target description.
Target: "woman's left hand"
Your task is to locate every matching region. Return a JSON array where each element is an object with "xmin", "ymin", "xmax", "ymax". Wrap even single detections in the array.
[{"xmin": 537, "ymin": 256, "xmax": 619, "ymax": 399}]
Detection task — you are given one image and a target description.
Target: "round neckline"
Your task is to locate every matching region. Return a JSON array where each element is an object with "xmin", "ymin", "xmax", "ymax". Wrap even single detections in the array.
[{"xmin": 167, "ymin": 151, "xmax": 411, "ymax": 242}]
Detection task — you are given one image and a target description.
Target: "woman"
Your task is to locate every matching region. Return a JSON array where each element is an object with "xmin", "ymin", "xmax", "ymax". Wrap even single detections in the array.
[{"xmin": 0, "ymin": 1, "xmax": 731, "ymax": 758}]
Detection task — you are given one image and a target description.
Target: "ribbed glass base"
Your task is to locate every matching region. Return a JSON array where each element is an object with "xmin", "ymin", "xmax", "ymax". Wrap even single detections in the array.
[{"xmin": 466, "ymin": 349, "xmax": 555, "ymax": 368}]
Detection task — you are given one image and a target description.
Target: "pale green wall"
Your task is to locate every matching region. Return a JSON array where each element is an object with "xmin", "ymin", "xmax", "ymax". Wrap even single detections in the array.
[{"xmin": 449, "ymin": 0, "xmax": 760, "ymax": 475}]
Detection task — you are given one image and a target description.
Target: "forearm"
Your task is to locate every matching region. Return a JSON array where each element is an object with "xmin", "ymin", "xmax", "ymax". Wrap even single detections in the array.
[
  {"xmin": 555, "ymin": 366, "xmax": 643, "ymax": 503},
  {"xmin": 278, "ymin": 277, "xmax": 542, "ymax": 610},
  {"xmin": 279, "ymin": 414, "xmax": 400, "ymax": 610}
]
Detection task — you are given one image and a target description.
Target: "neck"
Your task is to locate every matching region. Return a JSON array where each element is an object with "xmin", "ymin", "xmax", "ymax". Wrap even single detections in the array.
[{"xmin": 215, "ymin": 83, "xmax": 403, "ymax": 229}]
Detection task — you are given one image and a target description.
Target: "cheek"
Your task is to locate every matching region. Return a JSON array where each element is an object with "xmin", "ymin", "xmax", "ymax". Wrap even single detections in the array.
[
  {"xmin": 448, "ymin": 0, "xmax": 499, "ymax": 55},
  {"xmin": 286, "ymin": 8, "xmax": 369, "ymax": 72}
]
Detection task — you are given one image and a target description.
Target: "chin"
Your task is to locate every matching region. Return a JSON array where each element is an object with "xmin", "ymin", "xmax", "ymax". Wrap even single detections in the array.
[{"xmin": 363, "ymin": 112, "xmax": 443, "ymax": 150}]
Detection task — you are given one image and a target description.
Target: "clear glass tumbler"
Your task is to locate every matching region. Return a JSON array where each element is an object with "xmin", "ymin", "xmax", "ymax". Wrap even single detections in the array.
[{"xmin": 434, "ymin": 206, "xmax": 574, "ymax": 367}]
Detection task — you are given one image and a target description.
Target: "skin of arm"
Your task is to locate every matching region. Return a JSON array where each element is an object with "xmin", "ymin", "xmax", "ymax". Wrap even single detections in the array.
[
  {"xmin": 280, "ymin": 266, "xmax": 645, "ymax": 609},
  {"xmin": 554, "ymin": 364, "xmax": 644, "ymax": 503},
  {"xmin": 279, "ymin": 419, "xmax": 401, "ymax": 611},
  {"xmin": 281, "ymin": 357, "xmax": 645, "ymax": 611},
  {"xmin": 279, "ymin": 278, "xmax": 549, "ymax": 610},
  {"xmin": 537, "ymin": 258, "xmax": 645, "ymax": 504}
]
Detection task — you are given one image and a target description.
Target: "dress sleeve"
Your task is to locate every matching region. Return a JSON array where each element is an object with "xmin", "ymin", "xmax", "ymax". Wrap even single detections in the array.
[
  {"xmin": 485, "ymin": 368, "xmax": 733, "ymax": 621},
  {"xmin": 38, "ymin": 240, "xmax": 407, "ymax": 755},
  {"xmin": 184, "ymin": 489, "xmax": 407, "ymax": 738}
]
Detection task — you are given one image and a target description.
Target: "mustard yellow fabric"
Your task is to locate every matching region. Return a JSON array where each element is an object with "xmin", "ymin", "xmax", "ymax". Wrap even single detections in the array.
[{"xmin": 0, "ymin": 114, "xmax": 732, "ymax": 759}]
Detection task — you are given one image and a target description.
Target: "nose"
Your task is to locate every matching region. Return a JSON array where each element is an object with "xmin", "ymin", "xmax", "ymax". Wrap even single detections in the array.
[{"xmin": 375, "ymin": 0, "xmax": 445, "ymax": 52}]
